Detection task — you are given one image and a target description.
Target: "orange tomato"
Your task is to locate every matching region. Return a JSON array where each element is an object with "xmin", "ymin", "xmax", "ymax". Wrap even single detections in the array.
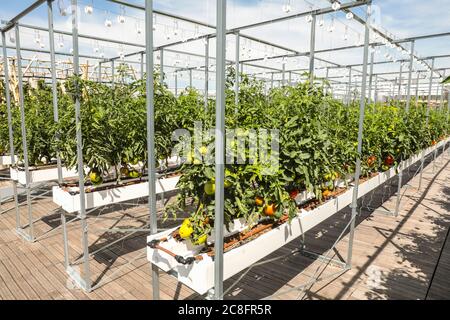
[
  {"xmin": 322, "ymin": 190, "xmax": 332, "ymax": 198},
  {"xmin": 255, "ymin": 196, "xmax": 264, "ymax": 207},
  {"xmin": 264, "ymin": 204, "xmax": 276, "ymax": 217},
  {"xmin": 367, "ymin": 156, "xmax": 377, "ymax": 167}
]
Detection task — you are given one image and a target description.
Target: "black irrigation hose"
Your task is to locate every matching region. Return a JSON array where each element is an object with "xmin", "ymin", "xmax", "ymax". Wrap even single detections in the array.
[
  {"xmin": 425, "ymin": 219, "xmax": 450, "ymax": 300},
  {"xmin": 424, "ymin": 147, "xmax": 450, "ymax": 300}
]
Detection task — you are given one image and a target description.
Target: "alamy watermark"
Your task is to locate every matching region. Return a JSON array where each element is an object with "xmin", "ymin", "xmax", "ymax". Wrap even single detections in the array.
[{"xmin": 171, "ymin": 122, "xmax": 279, "ymax": 176}]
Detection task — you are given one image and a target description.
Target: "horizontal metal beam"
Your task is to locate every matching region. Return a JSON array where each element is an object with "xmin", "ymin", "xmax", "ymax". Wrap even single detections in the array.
[
  {"xmin": 394, "ymin": 31, "xmax": 450, "ymax": 44},
  {"xmin": 0, "ymin": 0, "xmax": 48, "ymax": 33},
  {"xmin": 229, "ymin": 0, "xmax": 370, "ymax": 32}
]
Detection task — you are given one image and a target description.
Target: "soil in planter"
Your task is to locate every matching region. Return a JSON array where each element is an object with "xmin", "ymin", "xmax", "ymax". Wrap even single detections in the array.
[
  {"xmin": 155, "ymin": 168, "xmax": 397, "ymax": 259},
  {"xmin": 13, "ymin": 161, "xmax": 61, "ymax": 172},
  {"xmin": 60, "ymin": 170, "xmax": 181, "ymax": 195}
]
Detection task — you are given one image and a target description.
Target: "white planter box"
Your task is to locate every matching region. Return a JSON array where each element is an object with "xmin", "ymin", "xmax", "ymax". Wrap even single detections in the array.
[
  {"xmin": 53, "ymin": 175, "xmax": 180, "ymax": 213},
  {"xmin": 10, "ymin": 166, "xmax": 78, "ymax": 185},
  {"xmin": 146, "ymin": 183, "xmax": 358, "ymax": 295},
  {"xmin": 0, "ymin": 155, "xmax": 17, "ymax": 167},
  {"xmin": 146, "ymin": 140, "xmax": 450, "ymax": 295}
]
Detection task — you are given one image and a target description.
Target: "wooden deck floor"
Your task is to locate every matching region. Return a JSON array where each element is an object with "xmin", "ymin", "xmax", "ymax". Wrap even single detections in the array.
[{"xmin": 0, "ymin": 149, "xmax": 449, "ymax": 300}]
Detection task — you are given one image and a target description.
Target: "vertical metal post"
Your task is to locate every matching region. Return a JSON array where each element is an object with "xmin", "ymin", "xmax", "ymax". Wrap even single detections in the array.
[
  {"xmin": 204, "ymin": 38, "xmax": 209, "ymax": 109},
  {"xmin": 415, "ymin": 72, "xmax": 420, "ymax": 107},
  {"xmin": 160, "ymin": 48, "xmax": 164, "ymax": 85},
  {"xmin": 47, "ymin": 0, "xmax": 62, "ymax": 184},
  {"xmin": 374, "ymin": 75, "xmax": 378, "ymax": 103},
  {"xmin": 324, "ymin": 67, "xmax": 329, "ymax": 95},
  {"xmin": 281, "ymin": 63, "xmax": 285, "ymax": 86},
  {"xmin": 418, "ymin": 58, "xmax": 435, "ymax": 191},
  {"xmin": 71, "ymin": 0, "xmax": 91, "ymax": 291},
  {"xmin": 140, "ymin": 51, "xmax": 144, "ymax": 80},
  {"xmin": 175, "ymin": 72, "xmax": 178, "ymax": 96},
  {"xmin": 270, "ymin": 72, "xmax": 274, "ymax": 90},
  {"xmin": 111, "ymin": 59, "xmax": 115, "ymax": 85},
  {"xmin": 368, "ymin": 50, "xmax": 374, "ymax": 103},
  {"xmin": 145, "ymin": 0, "xmax": 159, "ymax": 300},
  {"xmin": 235, "ymin": 33, "xmax": 239, "ymax": 107},
  {"xmin": 1, "ymin": 31, "xmax": 20, "ymax": 228},
  {"xmin": 98, "ymin": 62, "xmax": 102, "ymax": 82},
  {"xmin": 288, "ymin": 71, "xmax": 292, "ymax": 86},
  {"xmin": 308, "ymin": 14, "xmax": 316, "ymax": 86},
  {"xmin": 439, "ymin": 71, "xmax": 446, "ymax": 112},
  {"xmin": 189, "ymin": 69, "xmax": 192, "ymax": 88},
  {"xmin": 397, "ymin": 64, "xmax": 403, "ymax": 106},
  {"xmin": 15, "ymin": 24, "xmax": 34, "ymax": 242},
  {"xmin": 405, "ymin": 41, "xmax": 415, "ymax": 112},
  {"xmin": 214, "ymin": 0, "xmax": 226, "ymax": 301},
  {"xmin": 347, "ymin": 67, "xmax": 352, "ymax": 105},
  {"xmin": 347, "ymin": 3, "xmax": 371, "ymax": 269}
]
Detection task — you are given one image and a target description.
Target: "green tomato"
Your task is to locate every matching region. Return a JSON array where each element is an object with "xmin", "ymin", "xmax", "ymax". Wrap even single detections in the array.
[
  {"xmin": 204, "ymin": 181, "xmax": 215, "ymax": 195},
  {"xmin": 193, "ymin": 234, "xmax": 208, "ymax": 245},
  {"xmin": 128, "ymin": 170, "xmax": 141, "ymax": 178}
]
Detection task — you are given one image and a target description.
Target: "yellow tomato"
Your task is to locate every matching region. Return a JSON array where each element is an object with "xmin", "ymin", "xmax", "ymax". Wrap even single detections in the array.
[
  {"xmin": 200, "ymin": 146, "xmax": 208, "ymax": 156},
  {"xmin": 179, "ymin": 224, "xmax": 194, "ymax": 239},
  {"xmin": 194, "ymin": 234, "xmax": 208, "ymax": 245}
]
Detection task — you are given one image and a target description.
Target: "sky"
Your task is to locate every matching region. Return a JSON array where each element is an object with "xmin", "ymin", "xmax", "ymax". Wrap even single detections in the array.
[{"xmin": 1, "ymin": 0, "xmax": 449, "ymax": 96}]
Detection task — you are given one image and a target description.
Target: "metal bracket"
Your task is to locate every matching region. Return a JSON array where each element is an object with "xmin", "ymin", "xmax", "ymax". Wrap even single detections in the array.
[
  {"xmin": 16, "ymin": 227, "xmax": 34, "ymax": 242},
  {"xmin": 299, "ymin": 248, "xmax": 348, "ymax": 269},
  {"xmin": 66, "ymin": 266, "xmax": 91, "ymax": 292}
]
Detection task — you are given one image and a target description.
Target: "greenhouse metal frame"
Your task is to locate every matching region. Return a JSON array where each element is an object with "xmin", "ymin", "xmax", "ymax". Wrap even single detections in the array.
[{"xmin": 0, "ymin": 0, "xmax": 449, "ymax": 301}]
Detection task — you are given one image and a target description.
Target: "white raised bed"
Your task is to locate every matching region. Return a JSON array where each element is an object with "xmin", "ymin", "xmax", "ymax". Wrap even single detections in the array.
[
  {"xmin": 146, "ymin": 139, "xmax": 449, "ymax": 295},
  {"xmin": 0, "ymin": 155, "xmax": 17, "ymax": 167},
  {"xmin": 52, "ymin": 175, "xmax": 180, "ymax": 213},
  {"xmin": 10, "ymin": 166, "xmax": 78, "ymax": 185}
]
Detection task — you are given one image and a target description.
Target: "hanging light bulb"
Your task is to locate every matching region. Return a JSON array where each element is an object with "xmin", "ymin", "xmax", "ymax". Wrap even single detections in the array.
[
  {"xmin": 173, "ymin": 20, "xmax": 180, "ymax": 37},
  {"xmin": 9, "ymin": 32, "xmax": 15, "ymax": 43},
  {"xmin": 346, "ymin": 12, "xmax": 354, "ymax": 20},
  {"xmin": 84, "ymin": 3, "xmax": 93, "ymax": 15},
  {"xmin": 318, "ymin": 18, "xmax": 324, "ymax": 27},
  {"xmin": 40, "ymin": 42, "xmax": 45, "ymax": 49},
  {"xmin": 100, "ymin": 52, "xmax": 105, "ymax": 58},
  {"xmin": 327, "ymin": 18, "xmax": 335, "ymax": 33},
  {"xmin": 153, "ymin": 14, "xmax": 157, "ymax": 31},
  {"xmin": 58, "ymin": 35, "xmax": 64, "ymax": 48},
  {"xmin": 164, "ymin": 27, "xmax": 171, "ymax": 41},
  {"xmin": 58, "ymin": 0, "xmax": 68, "ymax": 16},
  {"xmin": 343, "ymin": 26, "xmax": 348, "ymax": 40},
  {"xmin": 35, "ymin": 31, "xmax": 41, "ymax": 44},
  {"xmin": 332, "ymin": 1, "xmax": 341, "ymax": 11},
  {"xmin": 306, "ymin": 14, "xmax": 313, "ymax": 23},
  {"xmin": 117, "ymin": 5, "xmax": 126, "ymax": 23},
  {"xmin": 94, "ymin": 42, "xmax": 99, "ymax": 53},
  {"xmin": 282, "ymin": 0, "xmax": 292, "ymax": 14},
  {"xmin": 105, "ymin": 19, "xmax": 112, "ymax": 27},
  {"xmin": 70, "ymin": 48, "xmax": 73, "ymax": 54}
]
